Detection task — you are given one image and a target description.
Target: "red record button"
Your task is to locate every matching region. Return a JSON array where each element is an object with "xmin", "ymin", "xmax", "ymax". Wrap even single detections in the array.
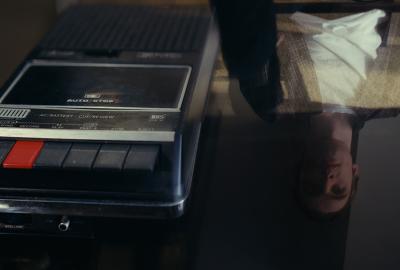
[{"xmin": 3, "ymin": 141, "xmax": 44, "ymax": 169}]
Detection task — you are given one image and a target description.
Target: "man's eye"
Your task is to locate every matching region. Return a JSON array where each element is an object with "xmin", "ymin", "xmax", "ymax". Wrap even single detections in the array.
[{"xmin": 303, "ymin": 179, "xmax": 323, "ymax": 196}]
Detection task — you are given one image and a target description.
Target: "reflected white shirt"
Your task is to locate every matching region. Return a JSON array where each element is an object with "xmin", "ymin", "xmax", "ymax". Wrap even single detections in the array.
[{"xmin": 290, "ymin": 10, "xmax": 386, "ymax": 113}]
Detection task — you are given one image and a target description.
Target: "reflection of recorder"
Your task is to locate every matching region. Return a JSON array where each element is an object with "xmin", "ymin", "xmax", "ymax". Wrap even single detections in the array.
[{"xmin": 0, "ymin": 5, "xmax": 218, "ymax": 234}]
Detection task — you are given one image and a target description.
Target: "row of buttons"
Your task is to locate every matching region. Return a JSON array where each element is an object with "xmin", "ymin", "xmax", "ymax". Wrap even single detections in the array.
[{"xmin": 0, "ymin": 141, "xmax": 159, "ymax": 172}]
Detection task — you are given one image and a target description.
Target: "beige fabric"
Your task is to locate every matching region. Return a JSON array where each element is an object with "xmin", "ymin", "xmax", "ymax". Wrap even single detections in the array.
[{"xmin": 276, "ymin": 13, "xmax": 400, "ymax": 114}]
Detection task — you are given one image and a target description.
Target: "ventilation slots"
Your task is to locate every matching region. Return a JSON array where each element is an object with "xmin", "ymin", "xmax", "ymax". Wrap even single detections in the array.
[
  {"xmin": 39, "ymin": 6, "xmax": 210, "ymax": 52},
  {"xmin": 0, "ymin": 109, "xmax": 30, "ymax": 119}
]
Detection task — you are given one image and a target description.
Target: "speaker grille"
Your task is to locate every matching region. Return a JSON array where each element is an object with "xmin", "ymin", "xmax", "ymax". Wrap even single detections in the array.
[{"xmin": 39, "ymin": 6, "xmax": 210, "ymax": 52}]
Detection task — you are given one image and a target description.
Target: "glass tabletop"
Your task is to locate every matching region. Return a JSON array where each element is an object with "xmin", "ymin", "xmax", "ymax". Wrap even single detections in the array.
[{"xmin": 1, "ymin": 1, "xmax": 400, "ymax": 270}]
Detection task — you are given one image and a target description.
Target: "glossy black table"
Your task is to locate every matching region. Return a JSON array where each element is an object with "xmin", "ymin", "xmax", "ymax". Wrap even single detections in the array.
[
  {"xmin": 1, "ymin": 77, "xmax": 399, "ymax": 270},
  {"xmin": 2, "ymin": 2, "xmax": 400, "ymax": 270}
]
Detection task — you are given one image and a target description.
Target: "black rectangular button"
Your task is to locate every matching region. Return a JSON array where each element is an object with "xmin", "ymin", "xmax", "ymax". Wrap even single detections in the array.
[
  {"xmin": 124, "ymin": 145, "xmax": 159, "ymax": 172},
  {"xmin": 63, "ymin": 143, "xmax": 100, "ymax": 170},
  {"xmin": 34, "ymin": 142, "xmax": 72, "ymax": 169},
  {"xmin": 0, "ymin": 141, "xmax": 15, "ymax": 164},
  {"xmin": 93, "ymin": 144, "xmax": 130, "ymax": 171}
]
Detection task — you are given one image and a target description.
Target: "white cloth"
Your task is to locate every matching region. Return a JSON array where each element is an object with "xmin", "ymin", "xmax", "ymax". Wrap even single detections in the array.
[{"xmin": 290, "ymin": 10, "xmax": 386, "ymax": 109}]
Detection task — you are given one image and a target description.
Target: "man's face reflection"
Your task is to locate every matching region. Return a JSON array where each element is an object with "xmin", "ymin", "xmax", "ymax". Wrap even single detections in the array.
[{"xmin": 299, "ymin": 138, "xmax": 359, "ymax": 215}]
